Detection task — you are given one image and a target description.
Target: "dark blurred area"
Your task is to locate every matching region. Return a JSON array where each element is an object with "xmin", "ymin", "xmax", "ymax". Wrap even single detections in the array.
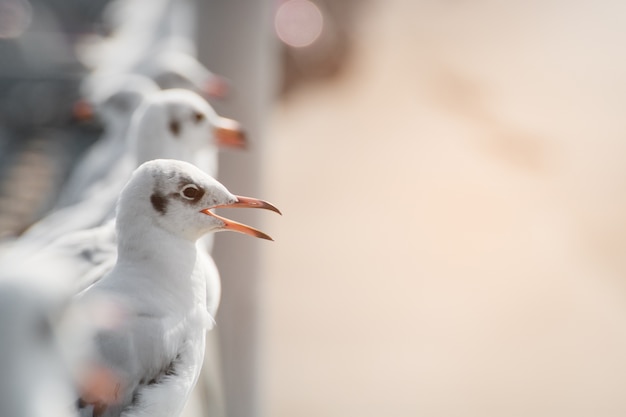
[
  {"xmin": 0, "ymin": 0, "xmax": 111, "ymax": 237},
  {"xmin": 0, "ymin": 0, "xmax": 111, "ymax": 129}
]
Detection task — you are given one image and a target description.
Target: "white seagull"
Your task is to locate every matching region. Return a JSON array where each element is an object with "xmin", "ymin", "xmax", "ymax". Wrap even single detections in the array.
[
  {"xmin": 76, "ymin": 159, "xmax": 279, "ymax": 417},
  {"xmin": 55, "ymin": 74, "xmax": 160, "ymax": 210}
]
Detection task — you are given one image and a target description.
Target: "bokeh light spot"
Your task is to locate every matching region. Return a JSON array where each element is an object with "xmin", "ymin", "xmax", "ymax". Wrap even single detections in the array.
[{"xmin": 275, "ymin": 0, "xmax": 323, "ymax": 48}]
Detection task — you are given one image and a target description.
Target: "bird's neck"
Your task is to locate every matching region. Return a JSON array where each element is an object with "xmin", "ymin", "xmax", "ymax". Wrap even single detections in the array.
[
  {"xmin": 115, "ymin": 216, "xmax": 200, "ymax": 292},
  {"xmin": 191, "ymin": 148, "xmax": 218, "ymax": 178},
  {"xmin": 107, "ymin": 118, "xmax": 131, "ymax": 137}
]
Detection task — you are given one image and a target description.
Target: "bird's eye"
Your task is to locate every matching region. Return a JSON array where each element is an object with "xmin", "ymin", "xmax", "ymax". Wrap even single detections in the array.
[
  {"xmin": 193, "ymin": 112, "xmax": 205, "ymax": 124},
  {"xmin": 181, "ymin": 185, "xmax": 200, "ymax": 200}
]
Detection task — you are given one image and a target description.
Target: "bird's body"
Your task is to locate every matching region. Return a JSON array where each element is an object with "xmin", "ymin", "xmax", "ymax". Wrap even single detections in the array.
[
  {"xmin": 79, "ymin": 230, "xmax": 209, "ymax": 417},
  {"xmin": 45, "ymin": 220, "xmax": 118, "ymax": 294}
]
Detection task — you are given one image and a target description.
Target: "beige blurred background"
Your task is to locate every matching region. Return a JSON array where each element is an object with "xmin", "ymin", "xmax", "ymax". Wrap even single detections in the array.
[{"xmin": 261, "ymin": 1, "xmax": 626, "ymax": 416}]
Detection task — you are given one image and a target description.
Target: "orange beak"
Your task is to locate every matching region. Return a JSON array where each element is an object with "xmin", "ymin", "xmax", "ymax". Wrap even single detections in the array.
[
  {"xmin": 213, "ymin": 117, "xmax": 247, "ymax": 149},
  {"xmin": 72, "ymin": 99, "xmax": 94, "ymax": 122},
  {"xmin": 79, "ymin": 365, "xmax": 123, "ymax": 409},
  {"xmin": 200, "ymin": 195, "xmax": 281, "ymax": 241},
  {"xmin": 203, "ymin": 75, "xmax": 230, "ymax": 99}
]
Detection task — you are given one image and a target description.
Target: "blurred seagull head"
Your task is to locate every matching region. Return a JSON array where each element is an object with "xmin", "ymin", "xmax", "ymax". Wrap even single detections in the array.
[{"xmin": 129, "ymin": 89, "xmax": 246, "ymax": 166}]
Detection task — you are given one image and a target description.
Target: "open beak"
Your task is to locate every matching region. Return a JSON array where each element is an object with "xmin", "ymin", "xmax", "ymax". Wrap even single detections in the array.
[
  {"xmin": 213, "ymin": 117, "xmax": 246, "ymax": 149},
  {"xmin": 200, "ymin": 195, "xmax": 281, "ymax": 241}
]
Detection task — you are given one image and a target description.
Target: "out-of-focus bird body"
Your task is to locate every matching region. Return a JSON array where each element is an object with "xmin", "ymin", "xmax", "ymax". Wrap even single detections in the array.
[{"xmin": 0, "ymin": 281, "xmax": 78, "ymax": 417}]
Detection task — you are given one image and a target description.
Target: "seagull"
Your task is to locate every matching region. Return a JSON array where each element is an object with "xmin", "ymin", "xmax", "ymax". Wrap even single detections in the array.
[
  {"xmin": 76, "ymin": 159, "xmax": 280, "ymax": 417},
  {"xmin": 16, "ymin": 89, "xmax": 245, "ymax": 249},
  {"xmin": 55, "ymin": 74, "xmax": 160, "ymax": 210}
]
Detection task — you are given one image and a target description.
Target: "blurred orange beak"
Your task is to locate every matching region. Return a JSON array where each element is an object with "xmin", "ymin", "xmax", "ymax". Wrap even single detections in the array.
[
  {"xmin": 213, "ymin": 117, "xmax": 246, "ymax": 149},
  {"xmin": 200, "ymin": 195, "xmax": 281, "ymax": 241},
  {"xmin": 79, "ymin": 365, "xmax": 123, "ymax": 409},
  {"xmin": 72, "ymin": 99, "xmax": 94, "ymax": 122},
  {"xmin": 203, "ymin": 75, "xmax": 229, "ymax": 99}
]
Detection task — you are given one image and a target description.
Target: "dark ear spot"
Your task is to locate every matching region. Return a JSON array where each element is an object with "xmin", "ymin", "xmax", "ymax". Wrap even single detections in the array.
[
  {"xmin": 150, "ymin": 192, "xmax": 168, "ymax": 214},
  {"xmin": 169, "ymin": 119, "xmax": 180, "ymax": 137}
]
